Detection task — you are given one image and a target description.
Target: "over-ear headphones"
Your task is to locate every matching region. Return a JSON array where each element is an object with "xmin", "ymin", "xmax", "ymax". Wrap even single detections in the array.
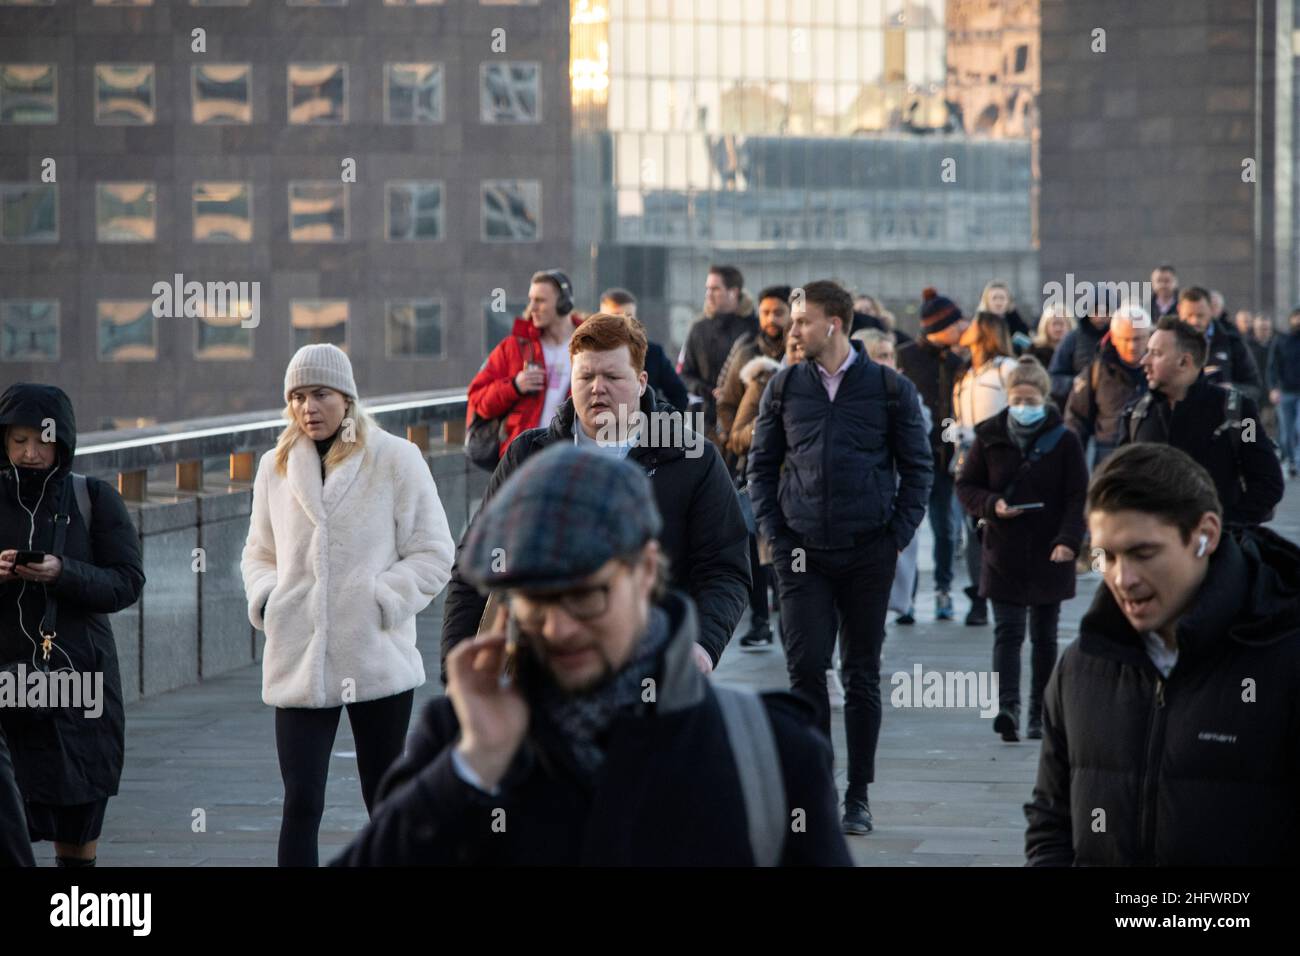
[
  {"xmin": 539, "ymin": 269, "xmax": 574, "ymax": 316},
  {"xmin": 1197, "ymin": 534, "xmax": 1209, "ymax": 558}
]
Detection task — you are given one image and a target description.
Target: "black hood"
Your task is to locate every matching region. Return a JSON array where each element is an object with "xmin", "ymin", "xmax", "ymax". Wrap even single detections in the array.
[{"xmin": 0, "ymin": 382, "xmax": 77, "ymax": 475}]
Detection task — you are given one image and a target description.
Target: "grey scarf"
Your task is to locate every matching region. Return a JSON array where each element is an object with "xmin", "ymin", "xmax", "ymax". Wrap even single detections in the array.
[{"xmin": 533, "ymin": 606, "xmax": 672, "ymax": 781}]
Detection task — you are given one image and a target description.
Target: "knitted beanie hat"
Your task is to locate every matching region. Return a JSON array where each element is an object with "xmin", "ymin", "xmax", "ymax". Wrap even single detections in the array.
[
  {"xmin": 919, "ymin": 287, "xmax": 963, "ymax": 333},
  {"xmin": 284, "ymin": 343, "xmax": 358, "ymax": 402}
]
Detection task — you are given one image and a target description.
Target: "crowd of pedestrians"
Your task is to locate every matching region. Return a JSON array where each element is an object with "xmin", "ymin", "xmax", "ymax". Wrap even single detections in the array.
[{"xmin": 4, "ymin": 262, "xmax": 1297, "ymax": 868}]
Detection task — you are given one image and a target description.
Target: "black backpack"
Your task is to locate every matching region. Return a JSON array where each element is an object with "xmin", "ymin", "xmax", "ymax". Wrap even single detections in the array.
[
  {"xmin": 1125, "ymin": 385, "xmax": 1268, "ymax": 519},
  {"xmin": 465, "ymin": 337, "xmax": 536, "ymax": 472}
]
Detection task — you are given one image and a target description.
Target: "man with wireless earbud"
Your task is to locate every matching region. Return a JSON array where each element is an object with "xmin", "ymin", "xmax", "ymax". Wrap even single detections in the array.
[{"xmin": 1025, "ymin": 443, "xmax": 1300, "ymax": 866}]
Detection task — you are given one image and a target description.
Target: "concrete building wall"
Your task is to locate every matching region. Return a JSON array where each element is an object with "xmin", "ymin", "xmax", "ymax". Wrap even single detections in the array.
[
  {"xmin": 1038, "ymin": 0, "xmax": 1292, "ymax": 317},
  {"xmin": 0, "ymin": 0, "xmax": 572, "ymax": 427}
]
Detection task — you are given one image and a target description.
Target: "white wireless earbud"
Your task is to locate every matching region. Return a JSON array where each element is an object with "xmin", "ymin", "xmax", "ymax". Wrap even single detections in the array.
[{"xmin": 1197, "ymin": 534, "xmax": 1208, "ymax": 558}]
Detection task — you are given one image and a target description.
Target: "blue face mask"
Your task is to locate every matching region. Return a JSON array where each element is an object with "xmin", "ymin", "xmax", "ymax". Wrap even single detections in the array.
[{"xmin": 1008, "ymin": 403, "xmax": 1046, "ymax": 426}]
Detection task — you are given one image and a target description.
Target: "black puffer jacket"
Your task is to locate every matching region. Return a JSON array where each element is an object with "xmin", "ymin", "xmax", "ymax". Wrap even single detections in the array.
[
  {"xmin": 1047, "ymin": 320, "xmax": 1109, "ymax": 400},
  {"xmin": 747, "ymin": 341, "xmax": 934, "ymax": 551},
  {"xmin": 678, "ymin": 305, "xmax": 758, "ymax": 427},
  {"xmin": 1202, "ymin": 319, "xmax": 1262, "ymax": 392},
  {"xmin": 441, "ymin": 389, "xmax": 749, "ymax": 669},
  {"xmin": 1026, "ymin": 528, "xmax": 1300, "ymax": 866},
  {"xmin": 0, "ymin": 384, "xmax": 144, "ymax": 805},
  {"xmin": 337, "ymin": 592, "xmax": 851, "ymax": 867},
  {"xmin": 1118, "ymin": 381, "xmax": 1283, "ymax": 527}
]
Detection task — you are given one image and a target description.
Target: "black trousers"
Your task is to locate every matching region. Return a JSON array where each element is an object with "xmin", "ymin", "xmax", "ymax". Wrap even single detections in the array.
[
  {"xmin": 0, "ymin": 727, "xmax": 34, "ymax": 866},
  {"xmin": 274, "ymin": 689, "xmax": 414, "ymax": 867},
  {"xmin": 773, "ymin": 534, "xmax": 896, "ymax": 801},
  {"xmin": 990, "ymin": 601, "xmax": 1060, "ymax": 718}
]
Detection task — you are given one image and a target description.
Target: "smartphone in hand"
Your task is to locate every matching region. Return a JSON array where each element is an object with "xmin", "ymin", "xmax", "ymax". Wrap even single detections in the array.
[{"xmin": 15, "ymin": 550, "xmax": 46, "ymax": 566}]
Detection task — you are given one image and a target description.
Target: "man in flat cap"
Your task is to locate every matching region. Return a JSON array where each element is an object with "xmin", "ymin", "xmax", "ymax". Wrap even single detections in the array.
[{"xmin": 333, "ymin": 445, "xmax": 849, "ymax": 866}]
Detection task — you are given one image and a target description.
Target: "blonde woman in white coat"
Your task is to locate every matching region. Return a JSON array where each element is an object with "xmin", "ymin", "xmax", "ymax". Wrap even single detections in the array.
[
  {"xmin": 241, "ymin": 344, "xmax": 454, "ymax": 866},
  {"xmin": 951, "ymin": 312, "xmax": 1016, "ymax": 627}
]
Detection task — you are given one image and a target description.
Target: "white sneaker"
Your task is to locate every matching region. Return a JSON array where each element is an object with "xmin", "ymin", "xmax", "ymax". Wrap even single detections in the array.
[{"xmin": 827, "ymin": 668, "xmax": 846, "ymax": 710}]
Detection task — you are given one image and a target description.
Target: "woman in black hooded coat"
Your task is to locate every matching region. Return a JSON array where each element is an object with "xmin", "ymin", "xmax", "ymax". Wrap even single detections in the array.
[{"xmin": 0, "ymin": 383, "xmax": 144, "ymax": 866}]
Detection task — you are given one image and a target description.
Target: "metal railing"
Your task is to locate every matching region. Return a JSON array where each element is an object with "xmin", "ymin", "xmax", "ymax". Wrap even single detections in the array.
[{"xmin": 72, "ymin": 389, "xmax": 470, "ymax": 498}]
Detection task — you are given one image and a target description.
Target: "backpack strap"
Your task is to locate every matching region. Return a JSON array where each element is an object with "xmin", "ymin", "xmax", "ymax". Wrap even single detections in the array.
[
  {"xmin": 1211, "ymin": 385, "xmax": 1242, "ymax": 439},
  {"xmin": 1025, "ymin": 423, "xmax": 1067, "ymax": 464},
  {"xmin": 713, "ymin": 685, "xmax": 787, "ymax": 867},
  {"xmin": 1001, "ymin": 423, "xmax": 1067, "ymax": 503},
  {"xmin": 36, "ymin": 479, "xmax": 76, "ymax": 660},
  {"xmin": 71, "ymin": 472, "xmax": 92, "ymax": 532},
  {"xmin": 1126, "ymin": 391, "xmax": 1155, "ymax": 443},
  {"xmin": 767, "ymin": 365, "xmax": 794, "ymax": 418}
]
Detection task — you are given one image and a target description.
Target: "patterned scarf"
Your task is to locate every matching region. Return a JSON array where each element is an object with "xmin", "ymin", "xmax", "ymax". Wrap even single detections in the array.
[{"xmin": 533, "ymin": 606, "xmax": 672, "ymax": 781}]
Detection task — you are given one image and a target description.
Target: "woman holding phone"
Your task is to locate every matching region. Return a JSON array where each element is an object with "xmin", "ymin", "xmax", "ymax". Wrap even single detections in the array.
[
  {"xmin": 0, "ymin": 383, "xmax": 145, "ymax": 867},
  {"xmin": 241, "ymin": 344, "xmax": 455, "ymax": 866},
  {"xmin": 955, "ymin": 357, "xmax": 1088, "ymax": 742}
]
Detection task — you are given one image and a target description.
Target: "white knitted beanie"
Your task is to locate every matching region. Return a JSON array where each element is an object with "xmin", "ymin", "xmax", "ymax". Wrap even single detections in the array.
[{"xmin": 284, "ymin": 343, "xmax": 358, "ymax": 402}]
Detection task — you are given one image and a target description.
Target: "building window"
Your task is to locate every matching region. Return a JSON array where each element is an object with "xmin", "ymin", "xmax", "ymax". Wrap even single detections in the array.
[
  {"xmin": 288, "ymin": 182, "xmax": 348, "ymax": 242},
  {"xmin": 0, "ymin": 184, "xmax": 57, "ymax": 243},
  {"xmin": 291, "ymin": 299, "xmax": 348, "ymax": 350},
  {"xmin": 386, "ymin": 299, "xmax": 443, "ymax": 358},
  {"xmin": 385, "ymin": 63, "xmax": 443, "ymax": 124},
  {"xmin": 0, "ymin": 65, "xmax": 56, "ymax": 124},
  {"xmin": 480, "ymin": 62, "xmax": 540, "ymax": 123},
  {"xmin": 195, "ymin": 311, "xmax": 254, "ymax": 359},
  {"xmin": 95, "ymin": 64, "xmax": 155, "ymax": 125},
  {"xmin": 0, "ymin": 300, "xmax": 58, "ymax": 361},
  {"xmin": 97, "ymin": 300, "xmax": 157, "ymax": 361},
  {"xmin": 482, "ymin": 297, "xmax": 525, "ymax": 355},
  {"xmin": 387, "ymin": 181, "xmax": 443, "ymax": 241},
  {"xmin": 192, "ymin": 64, "xmax": 251, "ymax": 124},
  {"xmin": 481, "ymin": 180, "xmax": 540, "ymax": 241},
  {"xmin": 96, "ymin": 182, "xmax": 156, "ymax": 243},
  {"xmin": 193, "ymin": 181, "xmax": 252, "ymax": 242},
  {"xmin": 288, "ymin": 63, "xmax": 346, "ymax": 124}
]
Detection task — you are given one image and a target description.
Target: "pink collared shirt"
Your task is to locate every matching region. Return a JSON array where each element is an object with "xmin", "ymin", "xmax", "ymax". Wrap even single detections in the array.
[{"xmin": 816, "ymin": 345, "xmax": 858, "ymax": 402}]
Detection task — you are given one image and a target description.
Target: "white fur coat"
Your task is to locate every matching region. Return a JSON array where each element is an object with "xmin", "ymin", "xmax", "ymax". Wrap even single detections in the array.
[{"xmin": 240, "ymin": 428, "xmax": 455, "ymax": 708}]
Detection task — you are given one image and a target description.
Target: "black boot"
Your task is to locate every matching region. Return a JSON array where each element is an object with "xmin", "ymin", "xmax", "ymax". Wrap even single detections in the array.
[
  {"xmin": 993, "ymin": 706, "xmax": 1020, "ymax": 742},
  {"xmin": 1027, "ymin": 640, "xmax": 1056, "ymax": 741},
  {"xmin": 964, "ymin": 586, "xmax": 988, "ymax": 626}
]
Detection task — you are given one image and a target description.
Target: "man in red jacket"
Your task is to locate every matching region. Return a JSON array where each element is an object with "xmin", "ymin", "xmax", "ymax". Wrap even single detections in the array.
[{"xmin": 467, "ymin": 269, "xmax": 583, "ymax": 460}]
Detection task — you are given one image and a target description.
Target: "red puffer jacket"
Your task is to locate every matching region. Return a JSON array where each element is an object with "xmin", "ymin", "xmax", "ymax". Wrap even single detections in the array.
[{"xmin": 467, "ymin": 315, "xmax": 584, "ymax": 459}]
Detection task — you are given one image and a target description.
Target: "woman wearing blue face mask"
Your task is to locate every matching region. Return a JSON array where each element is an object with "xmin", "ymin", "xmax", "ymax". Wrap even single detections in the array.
[{"xmin": 955, "ymin": 357, "xmax": 1089, "ymax": 742}]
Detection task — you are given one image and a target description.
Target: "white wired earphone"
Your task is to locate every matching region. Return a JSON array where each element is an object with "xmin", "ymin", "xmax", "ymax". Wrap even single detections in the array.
[
  {"xmin": 7, "ymin": 453, "xmax": 75, "ymax": 672},
  {"xmin": 1197, "ymin": 534, "xmax": 1209, "ymax": 558}
]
